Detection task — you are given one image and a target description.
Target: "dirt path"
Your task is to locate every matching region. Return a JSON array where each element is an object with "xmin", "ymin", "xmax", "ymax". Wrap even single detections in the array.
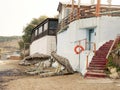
[{"xmin": 0, "ymin": 60, "xmax": 120, "ymax": 90}]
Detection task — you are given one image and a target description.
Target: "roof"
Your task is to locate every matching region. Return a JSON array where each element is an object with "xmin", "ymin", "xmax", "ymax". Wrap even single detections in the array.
[
  {"xmin": 31, "ymin": 18, "xmax": 58, "ymax": 34},
  {"xmin": 57, "ymin": 2, "xmax": 78, "ymax": 12}
]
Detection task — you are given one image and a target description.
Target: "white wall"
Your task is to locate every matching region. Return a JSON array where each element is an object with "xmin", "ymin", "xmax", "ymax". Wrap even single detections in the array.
[
  {"xmin": 57, "ymin": 20, "xmax": 90, "ymax": 74},
  {"xmin": 96, "ymin": 16, "xmax": 120, "ymax": 49},
  {"xmin": 57, "ymin": 16, "xmax": 120, "ymax": 75},
  {"xmin": 30, "ymin": 36, "xmax": 56, "ymax": 55}
]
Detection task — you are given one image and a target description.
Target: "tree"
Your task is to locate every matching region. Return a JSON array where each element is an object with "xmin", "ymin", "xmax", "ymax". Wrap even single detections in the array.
[{"xmin": 19, "ymin": 15, "xmax": 48, "ymax": 50}]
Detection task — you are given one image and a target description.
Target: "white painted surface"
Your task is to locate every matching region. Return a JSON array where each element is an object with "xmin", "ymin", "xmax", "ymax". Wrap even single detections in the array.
[
  {"xmin": 57, "ymin": 16, "xmax": 120, "ymax": 75},
  {"xmin": 30, "ymin": 36, "xmax": 56, "ymax": 55}
]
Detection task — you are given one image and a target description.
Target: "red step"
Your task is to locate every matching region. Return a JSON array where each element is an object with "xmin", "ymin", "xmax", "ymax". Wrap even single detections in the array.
[
  {"xmin": 85, "ymin": 40, "xmax": 113, "ymax": 78},
  {"xmin": 87, "ymin": 66, "xmax": 106, "ymax": 70},
  {"xmin": 87, "ymin": 69, "xmax": 105, "ymax": 73},
  {"xmin": 89, "ymin": 64, "xmax": 106, "ymax": 67},
  {"xmin": 90, "ymin": 62, "xmax": 106, "ymax": 65},
  {"xmin": 92, "ymin": 58, "xmax": 106, "ymax": 61},
  {"xmin": 85, "ymin": 72, "xmax": 107, "ymax": 78}
]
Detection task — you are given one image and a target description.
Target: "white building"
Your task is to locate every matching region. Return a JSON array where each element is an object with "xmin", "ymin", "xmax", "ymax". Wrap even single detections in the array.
[
  {"xmin": 30, "ymin": 18, "xmax": 58, "ymax": 55},
  {"xmin": 57, "ymin": 1, "xmax": 120, "ymax": 76}
]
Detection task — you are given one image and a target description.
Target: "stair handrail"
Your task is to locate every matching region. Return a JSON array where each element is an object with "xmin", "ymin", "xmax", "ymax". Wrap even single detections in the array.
[
  {"xmin": 106, "ymin": 35, "xmax": 120, "ymax": 59},
  {"xmin": 86, "ymin": 42, "xmax": 96, "ymax": 69}
]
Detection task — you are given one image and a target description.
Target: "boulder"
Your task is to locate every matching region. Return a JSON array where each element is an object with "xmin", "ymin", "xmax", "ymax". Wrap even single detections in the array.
[{"xmin": 51, "ymin": 51, "xmax": 74, "ymax": 74}]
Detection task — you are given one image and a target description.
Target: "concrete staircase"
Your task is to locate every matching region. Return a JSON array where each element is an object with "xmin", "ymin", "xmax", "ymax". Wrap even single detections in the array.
[{"xmin": 85, "ymin": 40, "xmax": 113, "ymax": 78}]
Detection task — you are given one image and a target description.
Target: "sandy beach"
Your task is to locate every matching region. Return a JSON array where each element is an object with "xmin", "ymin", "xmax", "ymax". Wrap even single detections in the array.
[{"xmin": 0, "ymin": 60, "xmax": 120, "ymax": 90}]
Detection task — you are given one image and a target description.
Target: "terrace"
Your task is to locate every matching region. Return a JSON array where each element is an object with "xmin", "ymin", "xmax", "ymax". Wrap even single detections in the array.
[{"xmin": 58, "ymin": 3, "xmax": 120, "ymax": 30}]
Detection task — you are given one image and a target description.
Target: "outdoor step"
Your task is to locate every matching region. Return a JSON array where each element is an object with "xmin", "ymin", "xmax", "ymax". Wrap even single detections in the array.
[
  {"xmin": 85, "ymin": 40, "xmax": 113, "ymax": 78},
  {"xmin": 87, "ymin": 69, "xmax": 105, "ymax": 73},
  {"xmin": 91, "ymin": 62, "xmax": 106, "ymax": 64},
  {"xmin": 92, "ymin": 60, "xmax": 106, "ymax": 62},
  {"xmin": 92, "ymin": 58, "xmax": 106, "ymax": 61},
  {"xmin": 90, "ymin": 62, "xmax": 106, "ymax": 65},
  {"xmin": 95, "ymin": 51, "xmax": 108, "ymax": 54},
  {"xmin": 85, "ymin": 72, "xmax": 107, "ymax": 78},
  {"xmin": 92, "ymin": 56, "xmax": 105, "ymax": 59},
  {"xmin": 95, "ymin": 51, "xmax": 108, "ymax": 56},
  {"xmin": 103, "ymin": 43, "xmax": 112, "ymax": 46},
  {"xmin": 103, "ymin": 44, "xmax": 112, "ymax": 46},
  {"xmin": 94, "ymin": 55, "xmax": 106, "ymax": 57},
  {"xmin": 102, "ymin": 46, "xmax": 111, "ymax": 48},
  {"xmin": 87, "ymin": 66, "xmax": 106, "ymax": 70},
  {"xmin": 105, "ymin": 42, "xmax": 113, "ymax": 44},
  {"xmin": 94, "ymin": 55, "xmax": 107, "ymax": 58},
  {"xmin": 89, "ymin": 64, "xmax": 106, "ymax": 67},
  {"xmin": 97, "ymin": 48, "xmax": 109, "ymax": 50},
  {"xmin": 91, "ymin": 60, "xmax": 106, "ymax": 62}
]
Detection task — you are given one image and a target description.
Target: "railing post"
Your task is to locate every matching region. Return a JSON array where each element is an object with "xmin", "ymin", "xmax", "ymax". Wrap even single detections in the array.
[
  {"xmin": 85, "ymin": 39, "xmax": 87, "ymax": 50},
  {"xmin": 86, "ymin": 55, "xmax": 88, "ymax": 69},
  {"xmin": 77, "ymin": 0, "xmax": 81, "ymax": 19},
  {"xmin": 96, "ymin": 0, "xmax": 101, "ymax": 17},
  {"xmin": 77, "ymin": 7, "xmax": 80, "ymax": 19},
  {"xmin": 94, "ymin": 43, "xmax": 96, "ymax": 54}
]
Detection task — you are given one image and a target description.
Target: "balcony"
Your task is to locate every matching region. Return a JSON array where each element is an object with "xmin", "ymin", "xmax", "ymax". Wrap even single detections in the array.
[{"xmin": 58, "ymin": 4, "xmax": 120, "ymax": 31}]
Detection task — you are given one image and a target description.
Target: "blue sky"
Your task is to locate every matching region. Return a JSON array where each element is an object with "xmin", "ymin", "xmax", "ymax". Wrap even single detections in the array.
[{"xmin": 0, "ymin": 0, "xmax": 120, "ymax": 36}]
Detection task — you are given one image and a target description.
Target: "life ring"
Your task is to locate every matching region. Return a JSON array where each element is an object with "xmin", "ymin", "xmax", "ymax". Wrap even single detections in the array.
[{"xmin": 74, "ymin": 45, "xmax": 84, "ymax": 54}]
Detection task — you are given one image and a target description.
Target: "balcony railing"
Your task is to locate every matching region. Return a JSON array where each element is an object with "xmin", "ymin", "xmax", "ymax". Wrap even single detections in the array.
[{"xmin": 58, "ymin": 4, "xmax": 120, "ymax": 31}]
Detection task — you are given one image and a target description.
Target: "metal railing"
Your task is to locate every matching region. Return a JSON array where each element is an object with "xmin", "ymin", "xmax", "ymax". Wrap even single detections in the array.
[
  {"xmin": 86, "ymin": 42, "xmax": 96, "ymax": 69},
  {"xmin": 106, "ymin": 34, "xmax": 120, "ymax": 59},
  {"xmin": 73, "ymin": 38, "xmax": 96, "ymax": 69}
]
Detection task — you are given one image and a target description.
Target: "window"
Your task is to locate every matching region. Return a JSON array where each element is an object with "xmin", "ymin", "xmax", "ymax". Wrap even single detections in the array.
[
  {"xmin": 35, "ymin": 29, "xmax": 38, "ymax": 36},
  {"xmin": 44, "ymin": 22, "xmax": 48, "ymax": 31},
  {"xmin": 39, "ymin": 27, "xmax": 42, "ymax": 34},
  {"xmin": 49, "ymin": 21, "xmax": 58, "ymax": 30}
]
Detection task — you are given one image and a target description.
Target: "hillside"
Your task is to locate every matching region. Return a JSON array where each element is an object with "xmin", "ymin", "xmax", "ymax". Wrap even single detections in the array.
[
  {"xmin": 0, "ymin": 36, "xmax": 22, "ymax": 52},
  {"xmin": 0, "ymin": 36, "xmax": 21, "ymax": 42}
]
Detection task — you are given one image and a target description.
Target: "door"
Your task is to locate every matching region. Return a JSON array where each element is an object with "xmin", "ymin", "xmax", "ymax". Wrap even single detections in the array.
[{"xmin": 87, "ymin": 29, "xmax": 95, "ymax": 50}]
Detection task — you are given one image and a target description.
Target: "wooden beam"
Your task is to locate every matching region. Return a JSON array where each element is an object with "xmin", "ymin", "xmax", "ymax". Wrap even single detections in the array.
[
  {"xmin": 96, "ymin": 0, "xmax": 101, "ymax": 17},
  {"xmin": 71, "ymin": 0, "xmax": 74, "ymax": 12},
  {"xmin": 77, "ymin": 0, "xmax": 81, "ymax": 19}
]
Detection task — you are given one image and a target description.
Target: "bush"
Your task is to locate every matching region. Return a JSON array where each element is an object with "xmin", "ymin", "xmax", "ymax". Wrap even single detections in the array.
[{"xmin": 107, "ymin": 55, "xmax": 120, "ymax": 72}]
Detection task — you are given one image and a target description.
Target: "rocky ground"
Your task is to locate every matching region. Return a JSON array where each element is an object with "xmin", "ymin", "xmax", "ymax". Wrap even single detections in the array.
[{"xmin": 0, "ymin": 60, "xmax": 120, "ymax": 90}]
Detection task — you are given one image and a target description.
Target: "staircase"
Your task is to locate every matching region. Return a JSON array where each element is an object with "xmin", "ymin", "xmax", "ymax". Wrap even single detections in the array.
[{"xmin": 85, "ymin": 40, "xmax": 113, "ymax": 78}]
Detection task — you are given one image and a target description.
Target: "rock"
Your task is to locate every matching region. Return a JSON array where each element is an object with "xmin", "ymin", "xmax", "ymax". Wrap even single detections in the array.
[
  {"xmin": 108, "ymin": 67, "xmax": 119, "ymax": 79},
  {"xmin": 19, "ymin": 53, "xmax": 51, "ymax": 66},
  {"xmin": 51, "ymin": 51, "xmax": 74, "ymax": 74},
  {"xmin": 43, "ymin": 60, "xmax": 51, "ymax": 68},
  {"xmin": 110, "ymin": 68, "xmax": 117, "ymax": 73},
  {"xmin": 109, "ymin": 72, "xmax": 119, "ymax": 79},
  {"xmin": 25, "ymin": 53, "xmax": 51, "ymax": 60}
]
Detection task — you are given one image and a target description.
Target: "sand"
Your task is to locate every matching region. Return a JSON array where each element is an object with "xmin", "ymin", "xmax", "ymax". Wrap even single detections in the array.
[{"xmin": 0, "ymin": 60, "xmax": 120, "ymax": 90}]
